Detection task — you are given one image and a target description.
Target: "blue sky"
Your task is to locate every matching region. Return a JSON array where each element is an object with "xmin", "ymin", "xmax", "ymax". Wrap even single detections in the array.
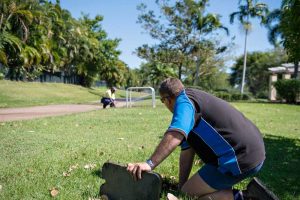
[{"xmin": 59, "ymin": 0, "xmax": 281, "ymax": 69}]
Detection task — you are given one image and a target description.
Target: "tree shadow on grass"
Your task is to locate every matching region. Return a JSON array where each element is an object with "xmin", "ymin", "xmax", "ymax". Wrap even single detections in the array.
[
  {"xmin": 161, "ymin": 176, "xmax": 182, "ymax": 198},
  {"xmin": 91, "ymin": 168, "xmax": 103, "ymax": 178},
  {"xmin": 82, "ymin": 169, "xmax": 103, "ymax": 199},
  {"xmin": 258, "ymin": 134, "xmax": 300, "ymax": 199},
  {"xmin": 161, "ymin": 134, "xmax": 300, "ymax": 199}
]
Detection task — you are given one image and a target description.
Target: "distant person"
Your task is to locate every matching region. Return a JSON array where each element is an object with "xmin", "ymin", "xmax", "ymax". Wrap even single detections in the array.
[
  {"xmin": 127, "ymin": 78, "xmax": 265, "ymax": 200},
  {"xmin": 101, "ymin": 87, "xmax": 116, "ymax": 109}
]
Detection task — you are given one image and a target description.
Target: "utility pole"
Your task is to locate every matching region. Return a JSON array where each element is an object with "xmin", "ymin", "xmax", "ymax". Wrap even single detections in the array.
[{"xmin": 194, "ymin": 56, "xmax": 201, "ymax": 86}]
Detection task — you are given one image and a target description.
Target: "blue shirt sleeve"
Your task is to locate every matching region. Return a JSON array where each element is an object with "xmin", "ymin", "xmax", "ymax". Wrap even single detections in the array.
[{"xmin": 168, "ymin": 92, "xmax": 195, "ymax": 137}]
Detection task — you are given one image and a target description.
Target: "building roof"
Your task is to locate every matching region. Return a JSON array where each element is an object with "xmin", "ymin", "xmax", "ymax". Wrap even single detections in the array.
[{"xmin": 268, "ymin": 63, "xmax": 300, "ymax": 74}]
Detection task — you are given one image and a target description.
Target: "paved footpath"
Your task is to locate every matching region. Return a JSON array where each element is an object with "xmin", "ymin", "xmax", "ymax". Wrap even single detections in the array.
[{"xmin": 0, "ymin": 102, "xmax": 127, "ymax": 122}]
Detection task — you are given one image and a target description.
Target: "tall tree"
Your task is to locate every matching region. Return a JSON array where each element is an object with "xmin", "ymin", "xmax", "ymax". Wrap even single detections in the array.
[
  {"xmin": 139, "ymin": 61, "xmax": 177, "ymax": 88},
  {"xmin": 0, "ymin": 0, "xmax": 125, "ymax": 86},
  {"xmin": 137, "ymin": 0, "xmax": 228, "ymax": 81},
  {"xmin": 266, "ymin": 0, "xmax": 300, "ymax": 79},
  {"xmin": 230, "ymin": 0, "xmax": 268, "ymax": 94},
  {"xmin": 230, "ymin": 48, "xmax": 288, "ymax": 97},
  {"xmin": 2, "ymin": 1, "xmax": 45, "ymax": 80},
  {"xmin": 77, "ymin": 14, "xmax": 121, "ymax": 87}
]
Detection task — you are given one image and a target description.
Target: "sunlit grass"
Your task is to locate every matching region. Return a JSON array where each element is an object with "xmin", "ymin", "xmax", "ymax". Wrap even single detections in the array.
[
  {"xmin": 0, "ymin": 80, "xmax": 155, "ymax": 108},
  {"xmin": 0, "ymin": 80, "xmax": 104, "ymax": 108}
]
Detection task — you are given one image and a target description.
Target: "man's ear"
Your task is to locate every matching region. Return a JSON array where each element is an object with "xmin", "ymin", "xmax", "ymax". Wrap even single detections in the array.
[{"xmin": 169, "ymin": 96, "xmax": 176, "ymax": 105}]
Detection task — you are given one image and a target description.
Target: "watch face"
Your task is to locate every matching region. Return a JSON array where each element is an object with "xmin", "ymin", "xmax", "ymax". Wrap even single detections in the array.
[{"xmin": 146, "ymin": 159, "xmax": 154, "ymax": 169}]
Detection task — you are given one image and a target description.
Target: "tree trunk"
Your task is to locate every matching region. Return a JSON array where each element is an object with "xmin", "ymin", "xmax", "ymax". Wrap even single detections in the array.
[
  {"xmin": 241, "ymin": 28, "xmax": 248, "ymax": 94},
  {"xmin": 178, "ymin": 64, "xmax": 182, "ymax": 80},
  {"xmin": 194, "ymin": 57, "xmax": 200, "ymax": 86},
  {"xmin": 294, "ymin": 60, "xmax": 299, "ymax": 79},
  {"xmin": 0, "ymin": 14, "xmax": 4, "ymax": 30}
]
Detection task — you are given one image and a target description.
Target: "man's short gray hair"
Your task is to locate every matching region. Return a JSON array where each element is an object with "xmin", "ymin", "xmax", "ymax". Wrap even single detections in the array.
[{"xmin": 159, "ymin": 78, "xmax": 184, "ymax": 97}]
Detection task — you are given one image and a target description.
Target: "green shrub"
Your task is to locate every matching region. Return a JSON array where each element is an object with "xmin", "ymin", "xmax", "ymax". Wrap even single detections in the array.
[
  {"xmin": 242, "ymin": 93, "xmax": 251, "ymax": 100},
  {"xmin": 256, "ymin": 91, "xmax": 269, "ymax": 99},
  {"xmin": 213, "ymin": 91, "xmax": 252, "ymax": 102},
  {"xmin": 231, "ymin": 93, "xmax": 242, "ymax": 101},
  {"xmin": 214, "ymin": 88, "xmax": 230, "ymax": 93},
  {"xmin": 274, "ymin": 79, "xmax": 300, "ymax": 104},
  {"xmin": 214, "ymin": 91, "xmax": 231, "ymax": 101},
  {"xmin": 0, "ymin": 73, "xmax": 4, "ymax": 80},
  {"xmin": 186, "ymin": 86, "xmax": 252, "ymax": 102}
]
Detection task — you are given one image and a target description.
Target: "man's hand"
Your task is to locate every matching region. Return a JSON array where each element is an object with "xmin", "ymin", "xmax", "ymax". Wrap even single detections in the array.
[
  {"xmin": 127, "ymin": 131, "xmax": 183, "ymax": 181},
  {"xmin": 127, "ymin": 162, "xmax": 151, "ymax": 181}
]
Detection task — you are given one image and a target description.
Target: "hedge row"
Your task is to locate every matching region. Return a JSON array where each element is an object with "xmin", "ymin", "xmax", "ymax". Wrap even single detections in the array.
[
  {"xmin": 274, "ymin": 79, "xmax": 300, "ymax": 104},
  {"xmin": 213, "ymin": 91, "xmax": 251, "ymax": 102},
  {"xmin": 187, "ymin": 86, "xmax": 251, "ymax": 102}
]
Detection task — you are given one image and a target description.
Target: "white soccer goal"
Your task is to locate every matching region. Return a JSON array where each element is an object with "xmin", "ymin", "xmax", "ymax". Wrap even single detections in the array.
[{"xmin": 126, "ymin": 87, "xmax": 156, "ymax": 108}]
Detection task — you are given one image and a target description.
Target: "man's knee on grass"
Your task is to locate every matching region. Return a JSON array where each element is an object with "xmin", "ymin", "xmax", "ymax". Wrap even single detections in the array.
[{"xmin": 180, "ymin": 172, "xmax": 216, "ymax": 197}]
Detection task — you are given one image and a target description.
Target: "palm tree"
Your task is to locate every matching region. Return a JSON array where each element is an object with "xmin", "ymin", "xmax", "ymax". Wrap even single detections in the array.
[
  {"xmin": 192, "ymin": 3, "xmax": 229, "ymax": 86},
  {"xmin": 0, "ymin": 31, "xmax": 22, "ymax": 65},
  {"xmin": 230, "ymin": 0, "xmax": 268, "ymax": 94},
  {"xmin": 266, "ymin": 0, "xmax": 299, "ymax": 79},
  {"xmin": 0, "ymin": 0, "xmax": 39, "ymax": 80},
  {"xmin": 0, "ymin": 1, "xmax": 22, "ymax": 62}
]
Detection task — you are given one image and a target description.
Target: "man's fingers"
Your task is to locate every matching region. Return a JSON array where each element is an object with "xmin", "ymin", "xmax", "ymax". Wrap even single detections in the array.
[
  {"xmin": 132, "ymin": 165, "xmax": 138, "ymax": 181},
  {"xmin": 137, "ymin": 165, "xmax": 142, "ymax": 180},
  {"xmin": 127, "ymin": 163, "xmax": 149, "ymax": 181},
  {"xmin": 127, "ymin": 163, "xmax": 139, "ymax": 181},
  {"xmin": 127, "ymin": 163, "xmax": 134, "ymax": 171}
]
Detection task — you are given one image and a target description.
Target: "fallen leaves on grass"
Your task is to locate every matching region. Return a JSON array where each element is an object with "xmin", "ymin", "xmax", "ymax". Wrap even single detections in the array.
[
  {"xmin": 62, "ymin": 172, "xmax": 70, "ymax": 177},
  {"xmin": 69, "ymin": 164, "xmax": 79, "ymax": 171},
  {"xmin": 97, "ymin": 151, "xmax": 104, "ymax": 156},
  {"xmin": 84, "ymin": 163, "xmax": 97, "ymax": 170},
  {"xmin": 138, "ymin": 145, "xmax": 144, "ymax": 150},
  {"xmin": 88, "ymin": 198, "xmax": 101, "ymax": 200},
  {"xmin": 62, "ymin": 164, "xmax": 78, "ymax": 177},
  {"xmin": 49, "ymin": 188, "xmax": 59, "ymax": 197},
  {"xmin": 117, "ymin": 137, "xmax": 124, "ymax": 140},
  {"xmin": 100, "ymin": 195, "xmax": 109, "ymax": 200},
  {"xmin": 26, "ymin": 168, "xmax": 33, "ymax": 173},
  {"xmin": 194, "ymin": 159, "xmax": 202, "ymax": 166}
]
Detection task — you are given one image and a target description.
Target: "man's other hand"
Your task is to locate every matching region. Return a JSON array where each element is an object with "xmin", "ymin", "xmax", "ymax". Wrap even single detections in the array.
[{"xmin": 127, "ymin": 162, "xmax": 151, "ymax": 181}]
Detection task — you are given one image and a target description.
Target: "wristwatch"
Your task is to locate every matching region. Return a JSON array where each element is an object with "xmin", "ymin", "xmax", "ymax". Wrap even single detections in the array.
[{"xmin": 146, "ymin": 159, "xmax": 155, "ymax": 170}]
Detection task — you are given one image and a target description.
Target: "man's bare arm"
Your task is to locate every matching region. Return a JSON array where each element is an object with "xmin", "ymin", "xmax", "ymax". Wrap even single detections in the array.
[
  {"xmin": 150, "ymin": 131, "xmax": 185, "ymax": 168},
  {"xmin": 127, "ymin": 131, "xmax": 184, "ymax": 180},
  {"xmin": 179, "ymin": 148, "xmax": 195, "ymax": 189}
]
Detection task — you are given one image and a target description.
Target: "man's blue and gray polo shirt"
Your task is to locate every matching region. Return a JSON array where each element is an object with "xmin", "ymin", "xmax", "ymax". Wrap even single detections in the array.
[{"xmin": 167, "ymin": 88, "xmax": 265, "ymax": 176}]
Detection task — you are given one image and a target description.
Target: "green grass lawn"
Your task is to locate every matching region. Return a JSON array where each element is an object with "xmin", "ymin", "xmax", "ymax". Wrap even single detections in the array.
[
  {"xmin": 0, "ymin": 101, "xmax": 299, "ymax": 199},
  {"xmin": 0, "ymin": 80, "xmax": 137, "ymax": 108},
  {"xmin": 0, "ymin": 80, "xmax": 102, "ymax": 108}
]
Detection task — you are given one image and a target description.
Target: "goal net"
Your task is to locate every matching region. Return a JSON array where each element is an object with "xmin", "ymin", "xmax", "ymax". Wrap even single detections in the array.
[{"xmin": 126, "ymin": 87, "xmax": 156, "ymax": 108}]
